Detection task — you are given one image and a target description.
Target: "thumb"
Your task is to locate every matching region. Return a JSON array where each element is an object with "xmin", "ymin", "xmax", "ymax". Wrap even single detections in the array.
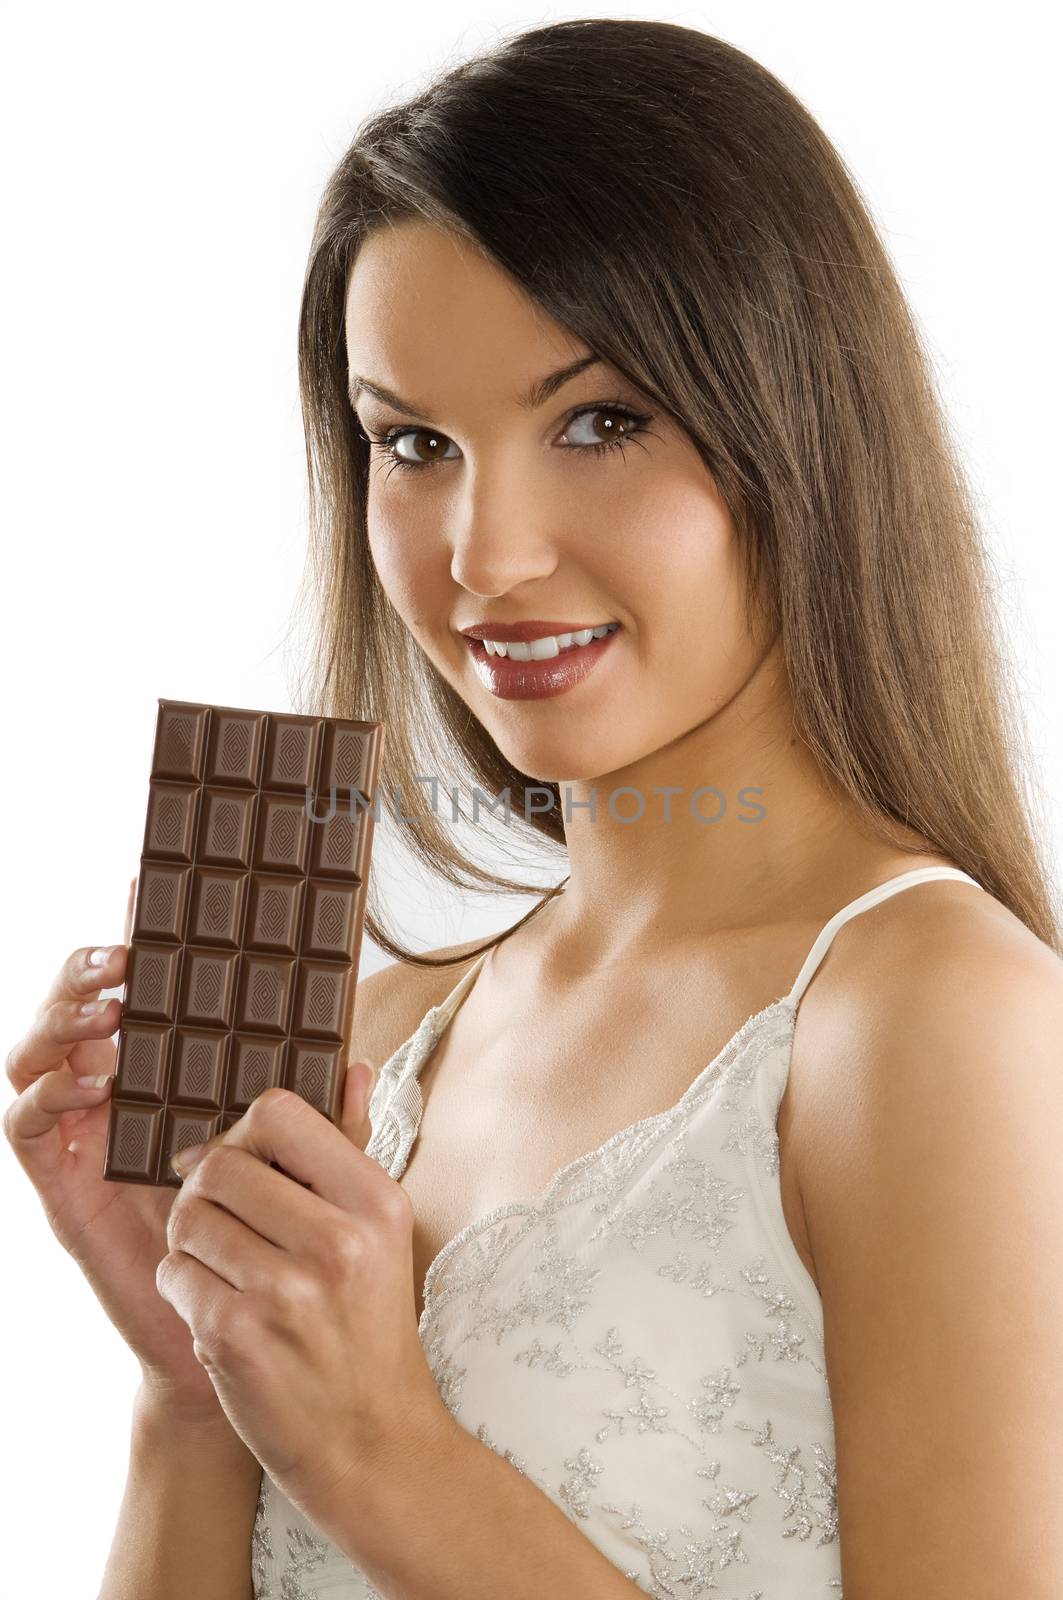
[
  {"xmin": 340, "ymin": 1059, "xmax": 375, "ymax": 1149},
  {"xmin": 123, "ymin": 874, "xmax": 138, "ymax": 946}
]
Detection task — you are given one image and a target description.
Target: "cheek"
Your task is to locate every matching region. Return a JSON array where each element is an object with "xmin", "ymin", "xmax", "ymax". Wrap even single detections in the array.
[
  {"xmin": 611, "ymin": 480, "xmax": 739, "ymax": 618},
  {"xmin": 617, "ymin": 483, "xmax": 755, "ymax": 687},
  {"xmin": 366, "ymin": 514, "xmax": 446, "ymax": 630}
]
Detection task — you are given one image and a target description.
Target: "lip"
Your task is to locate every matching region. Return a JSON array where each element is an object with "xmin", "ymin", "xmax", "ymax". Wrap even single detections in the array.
[
  {"xmin": 459, "ymin": 619, "xmax": 618, "ymax": 643},
  {"xmin": 463, "ymin": 626, "xmax": 621, "ymax": 701}
]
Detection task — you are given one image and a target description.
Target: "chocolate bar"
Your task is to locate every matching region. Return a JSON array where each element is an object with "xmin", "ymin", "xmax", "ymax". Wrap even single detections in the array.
[{"xmin": 102, "ymin": 699, "xmax": 383, "ymax": 1187}]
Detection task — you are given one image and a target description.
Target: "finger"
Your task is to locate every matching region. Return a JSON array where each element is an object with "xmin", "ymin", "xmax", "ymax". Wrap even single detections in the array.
[
  {"xmin": 124, "ymin": 875, "xmax": 138, "ymax": 946},
  {"xmin": 34, "ymin": 941, "xmax": 129, "ymax": 1021},
  {"xmin": 169, "ymin": 1135, "xmax": 348, "ymax": 1259},
  {"xmin": 7, "ymin": 993, "xmax": 122, "ymax": 1096},
  {"xmin": 155, "ymin": 1245, "xmax": 240, "ymax": 1355},
  {"xmin": 165, "ymin": 1189, "xmax": 284, "ymax": 1295},
  {"xmin": 339, "ymin": 1060, "xmax": 375, "ymax": 1150},
  {"xmin": 173, "ymin": 1088, "xmax": 390, "ymax": 1246},
  {"xmin": 3, "ymin": 1045, "xmax": 117, "ymax": 1169}
]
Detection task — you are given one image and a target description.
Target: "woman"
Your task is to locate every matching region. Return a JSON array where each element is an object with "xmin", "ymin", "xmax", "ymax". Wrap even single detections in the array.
[{"xmin": 6, "ymin": 18, "xmax": 1062, "ymax": 1599}]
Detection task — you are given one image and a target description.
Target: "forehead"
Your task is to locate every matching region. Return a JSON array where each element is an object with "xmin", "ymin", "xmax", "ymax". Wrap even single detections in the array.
[{"xmin": 344, "ymin": 220, "xmax": 588, "ymax": 405}]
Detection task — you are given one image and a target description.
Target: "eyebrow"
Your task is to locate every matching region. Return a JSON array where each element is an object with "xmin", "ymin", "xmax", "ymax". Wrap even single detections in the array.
[{"xmin": 347, "ymin": 354, "xmax": 605, "ymax": 419}]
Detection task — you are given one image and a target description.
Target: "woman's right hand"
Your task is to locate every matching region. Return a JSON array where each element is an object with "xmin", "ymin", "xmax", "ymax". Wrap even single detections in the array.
[{"xmin": 3, "ymin": 877, "xmax": 224, "ymax": 1417}]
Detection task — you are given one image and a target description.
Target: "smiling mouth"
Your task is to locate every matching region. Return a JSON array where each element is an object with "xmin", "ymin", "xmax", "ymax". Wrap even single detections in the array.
[{"xmin": 479, "ymin": 623, "xmax": 621, "ymax": 660}]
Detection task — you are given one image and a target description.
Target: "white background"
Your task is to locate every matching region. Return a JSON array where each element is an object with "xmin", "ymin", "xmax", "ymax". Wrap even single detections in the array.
[{"xmin": 1, "ymin": 2, "xmax": 1059, "ymax": 1590}]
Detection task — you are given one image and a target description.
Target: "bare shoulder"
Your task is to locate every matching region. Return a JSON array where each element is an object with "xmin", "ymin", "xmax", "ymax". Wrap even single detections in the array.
[
  {"xmin": 349, "ymin": 936, "xmax": 490, "ymax": 1089},
  {"xmin": 796, "ymin": 878, "xmax": 1063, "ymax": 1253},
  {"xmin": 795, "ymin": 880, "xmax": 1063, "ymax": 1160},
  {"xmin": 795, "ymin": 883, "xmax": 1063, "ymax": 1593}
]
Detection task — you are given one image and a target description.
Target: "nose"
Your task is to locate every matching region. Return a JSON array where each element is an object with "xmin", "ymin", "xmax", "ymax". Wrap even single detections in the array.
[{"xmin": 448, "ymin": 470, "xmax": 561, "ymax": 598}]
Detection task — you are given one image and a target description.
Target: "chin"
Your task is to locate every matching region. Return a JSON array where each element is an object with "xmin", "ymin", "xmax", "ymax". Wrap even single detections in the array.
[{"xmin": 498, "ymin": 741, "xmax": 627, "ymax": 789}]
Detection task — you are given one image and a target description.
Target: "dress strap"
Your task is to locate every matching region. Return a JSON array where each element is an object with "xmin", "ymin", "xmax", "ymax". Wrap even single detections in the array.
[
  {"xmin": 431, "ymin": 867, "xmax": 984, "ymax": 1025},
  {"xmin": 785, "ymin": 865, "xmax": 984, "ymax": 1010},
  {"xmin": 432, "ymin": 948, "xmax": 491, "ymax": 1024}
]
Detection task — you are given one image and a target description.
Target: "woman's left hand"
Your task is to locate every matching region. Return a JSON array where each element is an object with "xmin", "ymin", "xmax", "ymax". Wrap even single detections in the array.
[{"xmin": 155, "ymin": 1066, "xmax": 452, "ymax": 1525}]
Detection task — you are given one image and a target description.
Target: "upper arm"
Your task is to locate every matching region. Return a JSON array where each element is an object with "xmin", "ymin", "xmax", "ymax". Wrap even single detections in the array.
[{"xmin": 800, "ymin": 919, "xmax": 1063, "ymax": 1596}]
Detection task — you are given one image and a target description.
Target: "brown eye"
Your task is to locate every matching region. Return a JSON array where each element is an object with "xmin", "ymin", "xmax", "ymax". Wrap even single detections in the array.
[
  {"xmin": 562, "ymin": 405, "xmax": 646, "ymax": 450},
  {"xmin": 392, "ymin": 430, "xmax": 458, "ymax": 466},
  {"xmin": 360, "ymin": 425, "xmax": 460, "ymax": 475}
]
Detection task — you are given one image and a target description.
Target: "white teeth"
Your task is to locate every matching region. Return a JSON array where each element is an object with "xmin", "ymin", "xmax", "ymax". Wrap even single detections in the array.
[{"xmin": 483, "ymin": 623, "xmax": 618, "ymax": 660}]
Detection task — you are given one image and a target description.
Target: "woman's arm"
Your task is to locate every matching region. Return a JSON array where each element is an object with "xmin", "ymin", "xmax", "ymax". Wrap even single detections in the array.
[
  {"xmin": 796, "ymin": 914, "xmax": 1063, "ymax": 1597},
  {"xmin": 93, "ymin": 955, "xmax": 453, "ymax": 1600},
  {"xmin": 97, "ymin": 1384, "xmax": 262, "ymax": 1600},
  {"xmin": 313, "ymin": 1407, "xmax": 645, "ymax": 1599}
]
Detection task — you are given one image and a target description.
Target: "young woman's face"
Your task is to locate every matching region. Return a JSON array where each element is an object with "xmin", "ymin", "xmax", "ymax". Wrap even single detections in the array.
[{"xmin": 344, "ymin": 219, "xmax": 772, "ymax": 785}]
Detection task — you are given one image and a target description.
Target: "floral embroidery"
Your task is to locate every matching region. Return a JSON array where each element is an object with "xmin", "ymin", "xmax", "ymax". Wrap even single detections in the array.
[
  {"xmin": 597, "ymin": 1498, "xmax": 766, "ymax": 1597},
  {"xmin": 558, "ymin": 1443, "xmax": 607, "ymax": 1518},
  {"xmin": 273, "ymin": 1520, "xmax": 334, "ymax": 1599},
  {"xmin": 690, "ymin": 1366, "xmax": 743, "ymax": 1434},
  {"xmin": 250, "ymin": 1473, "xmax": 275, "ymax": 1596},
  {"xmin": 475, "ymin": 1419, "xmax": 530, "ymax": 1477},
  {"xmin": 734, "ymin": 1417, "xmax": 840, "ymax": 1547}
]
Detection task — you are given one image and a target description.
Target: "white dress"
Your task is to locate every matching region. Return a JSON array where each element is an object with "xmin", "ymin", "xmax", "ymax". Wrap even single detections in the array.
[{"xmin": 251, "ymin": 864, "xmax": 984, "ymax": 1598}]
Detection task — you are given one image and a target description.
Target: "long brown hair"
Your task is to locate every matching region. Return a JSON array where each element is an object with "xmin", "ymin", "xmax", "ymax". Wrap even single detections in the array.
[{"xmin": 288, "ymin": 17, "xmax": 1061, "ymax": 966}]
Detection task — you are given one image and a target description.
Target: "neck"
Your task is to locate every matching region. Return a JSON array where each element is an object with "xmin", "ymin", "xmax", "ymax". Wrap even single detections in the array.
[{"xmin": 535, "ymin": 639, "xmax": 915, "ymax": 974}]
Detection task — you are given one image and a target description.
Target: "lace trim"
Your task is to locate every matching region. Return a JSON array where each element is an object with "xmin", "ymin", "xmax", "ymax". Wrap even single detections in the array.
[{"xmin": 366, "ymin": 996, "xmax": 797, "ymax": 1340}]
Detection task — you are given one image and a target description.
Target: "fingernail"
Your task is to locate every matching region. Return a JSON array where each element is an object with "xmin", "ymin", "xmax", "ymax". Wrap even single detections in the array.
[
  {"xmin": 87, "ymin": 947, "xmax": 113, "ymax": 968},
  {"xmin": 171, "ymin": 1142, "xmax": 206, "ymax": 1177},
  {"xmin": 76, "ymin": 1073, "xmax": 112, "ymax": 1089},
  {"xmin": 79, "ymin": 1000, "xmax": 103, "ymax": 1015}
]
